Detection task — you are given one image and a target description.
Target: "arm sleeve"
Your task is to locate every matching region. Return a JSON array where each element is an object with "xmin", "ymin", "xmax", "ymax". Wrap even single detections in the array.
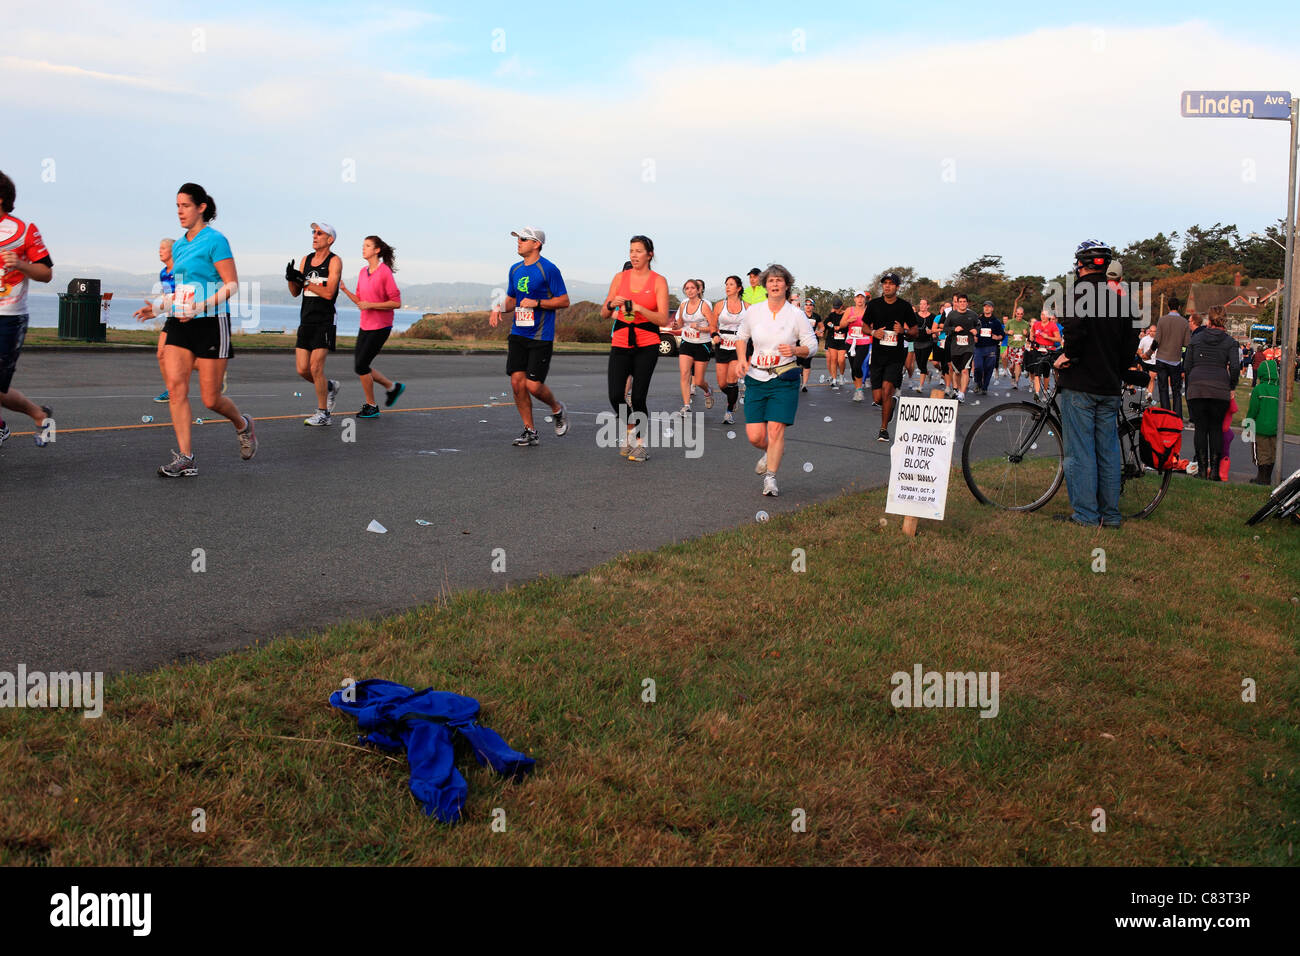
[
  {"xmin": 548, "ymin": 265, "xmax": 567, "ymax": 298},
  {"xmin": 800, "ymin": 313, "xmax": 818, "ymax": 358}
]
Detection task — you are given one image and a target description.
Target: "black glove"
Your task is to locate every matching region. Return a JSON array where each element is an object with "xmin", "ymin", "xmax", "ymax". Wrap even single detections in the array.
[{"xmin": 285, "ymin": 260, "xmax": 305, "ymax": 284}]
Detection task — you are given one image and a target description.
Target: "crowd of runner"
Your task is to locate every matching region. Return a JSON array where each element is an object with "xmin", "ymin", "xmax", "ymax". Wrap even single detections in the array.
[{"xmin": 0, "ymin": 171, "xmax": 1288, "ymax": 498}]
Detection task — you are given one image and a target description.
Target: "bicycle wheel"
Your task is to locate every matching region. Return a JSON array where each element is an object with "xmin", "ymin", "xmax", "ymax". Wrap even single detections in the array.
[
  {"xmin": 1246, "ymin": 466, "xmax": 1300, "ymax": 526},
  {"xmin": 1117, "ymin": 418, "xmax": 1171, "ymax": 519},
  {"xmin": 962, "ymin": 402, "xmax": 1064, "ymax": 511}
]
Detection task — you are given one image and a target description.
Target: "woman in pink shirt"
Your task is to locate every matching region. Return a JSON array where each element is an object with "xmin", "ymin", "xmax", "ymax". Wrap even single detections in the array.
[{"xmin": 339, "ymin": 235, "xmax": 404, "ymax": 418}]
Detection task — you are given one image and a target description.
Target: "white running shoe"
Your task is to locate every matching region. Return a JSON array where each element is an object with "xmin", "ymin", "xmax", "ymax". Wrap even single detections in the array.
[
  {"xmin": 853, "ymin": 388, "xmax": 864, "ymax": 402},
  {"xmin": 326, "ymin": 379, "xmax": 341, "ymax": 413},
  {"xmin": 762, "ymin": 474, "xmax": 779, "ymax": 496},
  {"xmin": 755, "ymin": 453, "xmax": 768, "ymax": 475},
  {"xmin": 304, "ymin": 410, "xmax": 332, "ymax": 426}
]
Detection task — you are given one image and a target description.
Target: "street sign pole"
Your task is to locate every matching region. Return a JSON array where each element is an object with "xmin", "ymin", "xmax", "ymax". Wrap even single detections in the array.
[{"xmin": 1275, "ymin": 98, "xmax": 1298, "ymax": 485}]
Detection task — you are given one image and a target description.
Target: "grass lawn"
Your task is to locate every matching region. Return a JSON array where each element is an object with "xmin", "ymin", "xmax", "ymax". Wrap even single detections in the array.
[
  {"xmin": 24, "ymin": 327, "xmax": 609, "ymax": 354},
  {"xmin": 2, "ymin": 477, "xmax": 1296, "ymax": 865}
]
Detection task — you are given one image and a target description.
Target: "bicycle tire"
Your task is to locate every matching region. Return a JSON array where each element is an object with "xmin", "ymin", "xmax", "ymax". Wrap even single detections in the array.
[
  {"xmin": 962, "ymin": 401, "xmax": 1064, "ymax": 511},
  {"xmin": 1246, "ymin": 467, "xmax": 1300, "ymax": 526},
  {"xmin": 1117, "ymin": 417, "xmax": 1172, "ymax": 519}
]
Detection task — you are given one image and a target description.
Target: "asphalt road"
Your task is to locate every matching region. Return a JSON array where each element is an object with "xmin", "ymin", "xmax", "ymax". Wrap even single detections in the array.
[{"xmin": 0, "ymin": 350, "xmax": 1268, "ymax": 675}]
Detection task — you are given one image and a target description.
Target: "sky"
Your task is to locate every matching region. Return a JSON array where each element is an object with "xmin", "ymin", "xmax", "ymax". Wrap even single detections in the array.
[{"xmin": 7, "ymin": 0, "xmax": 1300, "ymax": 301}]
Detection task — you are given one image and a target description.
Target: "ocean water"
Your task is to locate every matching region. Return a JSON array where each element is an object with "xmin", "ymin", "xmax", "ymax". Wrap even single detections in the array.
[{"xmin": 24, "ymin": 293, "xmax": 422, "ymax": 338}]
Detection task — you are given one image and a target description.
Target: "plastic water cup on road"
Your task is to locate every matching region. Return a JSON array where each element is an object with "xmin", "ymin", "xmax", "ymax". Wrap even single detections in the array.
[
  {"xmin": 193, "ymin": 417, "xmax": 204, "ymax": 424},
  {"xmin": 755, "ymin": 511, "xmax": 770, "ymax": 523},
  {"xmin": 140, "ymin": 415, "xmax": 153, "ymax": 423},
  {"xmin": 293, "ymin": 391, "xmax": 302, "ymax": 397},
  {"xmin": 366, "ymin": 519, "xmax": 387, "ymax": 534},
  {"xmin": 803, "ymin": 462, "xmax": 814, "ymax": 473},
  {"xmin": 995, "ymin": 415, "xmax": 1003, "ymax": 422},
  {"xmin": 819, "ymin": 374, "xmax": 826, "ymax": 383},
  {"xmin": 823, "ymin": 416, "xmax": 833, "ymax": 423},
  {"xmin": 544, "ymin": 416, "xmax": 553, "ymax": 423},
  {"xmin": 478, "ymin": 420, "xmax": 488, "ymax": 423},
  {"xmin": 726, "ymin": 430, "xmax": 736, "ymax": 440},
  {"xmin": 416, "ymin": 519, "xmax": 433, "ymax": 526}
]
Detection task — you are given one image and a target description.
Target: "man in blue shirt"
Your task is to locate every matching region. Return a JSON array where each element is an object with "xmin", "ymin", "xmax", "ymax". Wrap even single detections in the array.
[{"xmin": 489, "ymin": 227, "xmax": 571, "ymax": 446}]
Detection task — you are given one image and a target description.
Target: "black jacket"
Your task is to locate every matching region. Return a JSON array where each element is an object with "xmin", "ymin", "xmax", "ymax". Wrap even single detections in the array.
[
  {"xmin": 1057, "ymin": 273, "xmax": 1140, "ymax": 396},
  {"xmin": 1184, "ymin": 327, "xmax": 1241, "ymax": 401}
]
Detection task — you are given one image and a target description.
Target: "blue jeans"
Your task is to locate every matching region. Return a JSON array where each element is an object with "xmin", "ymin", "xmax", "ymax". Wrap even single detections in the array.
[
  {"xmin": 1058, "ymin": 388, "xmax": 1122, "ymax": 526},
  {"xmin": 973, "ymin": 347, "xmax": 998, "ymax": 390}
]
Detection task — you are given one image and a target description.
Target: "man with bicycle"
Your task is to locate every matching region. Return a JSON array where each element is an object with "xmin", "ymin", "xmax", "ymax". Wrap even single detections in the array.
[{"xmin": 1052, "ymin": 241, "xmax": 1140, "ymax": 528}]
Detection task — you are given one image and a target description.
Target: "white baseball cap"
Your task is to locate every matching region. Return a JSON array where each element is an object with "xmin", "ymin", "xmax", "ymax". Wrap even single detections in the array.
[
  {"xmin": 511, "ymin": 227, "xmax": 545, "ymax": 246},
  {"xmin": 311, "ymin": 221, "xmax": 337, "ymax": 239}
]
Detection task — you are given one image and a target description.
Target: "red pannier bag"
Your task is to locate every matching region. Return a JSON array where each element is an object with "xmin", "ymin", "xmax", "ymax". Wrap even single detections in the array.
[{"xmin": 1140, "ymin": 407, "xmax": 1183, "ymax": 471}]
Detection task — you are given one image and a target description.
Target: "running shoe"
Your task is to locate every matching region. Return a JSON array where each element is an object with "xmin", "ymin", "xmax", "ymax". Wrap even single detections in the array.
[
  {"xmin": 722, "ymin": 411, "xmax": 735, "ymax": 425},
  {"xmin": 0, "ymin": 420, "xmax": 9, "ymax": 445},
  {"xmin": 304, "ymin": 410, "xmax": 332, "ymax": 426},
  {"xmin": 762, "ymin": 474, "xmax": 779, "ymax": 496},
  {"xmin": 956, "ymin": 391, "xmax": 966, "ymax": 403},
  {"xmin": 553, "ymin": 402, "xmax": 569, "ymax": 436},
  {"xmin": 704, "ymin": 388, "xmax": 714, "ymax": 409},
  {"xmin": 153, "ymin": 390, "xmax": 170, "ymax": 403},
  {"xmin": 755, "ymin": 453, "xmax": 768, "ymax": 475},
  {"xmin": 871, "ymin": 399, "xmax": 881, "ymax": 408},
  {"xmin": 831, "ymin": 380, "xmax": 841, "ymax": 390},
  {"xmin": 679, "ymin": 404, "xmax": 691, "ymax": 417},
  {"xmin": 326, "ymin": 379, "xmax": 341, "ymax": 413},
  {"xmin": 512, "ymin": 428, "xmax": 539, "ymax": 446},
  {"xmin": 34, "ymin": 406, "xmax": 54, "ymax": 447},
  {"xmin": 853, "ymin": 388, "xmax": 864, "ymax": 402},
  {"xmin": 877, "ymin": 429, "xmax": 890, "ymax": 443},
  {"xmin": 237, "ymin": 414, "xmax": 258, "ymax": 460},
  {"xmin": 627, "ymin": 442, "xmax": 648, "ymax": 462},
  {"xmin": 801, "ymin": 385, "xmax": 808, "ymax": 393},
  {"xmin": 385, "ymin": 382, "xmax": 406, "ymax": 407},
  {"xmin": 158, "ymin": 449, "xmax": 197, "ymax": 478},
  {"xmin": 358, "ymin": 404, "xmax": 380, "ymax": 418}
]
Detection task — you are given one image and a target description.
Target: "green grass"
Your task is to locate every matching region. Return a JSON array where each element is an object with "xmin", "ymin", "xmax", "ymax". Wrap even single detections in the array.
[{"xmin": 2, "ymin": 478, "xmax": 1296, "ymax": 865}]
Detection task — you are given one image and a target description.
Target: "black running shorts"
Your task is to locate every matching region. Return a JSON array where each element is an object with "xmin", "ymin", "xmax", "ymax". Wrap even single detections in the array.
[{"xmin": 507, "ymin": 334, "xmax": 554, "ymax": 383}]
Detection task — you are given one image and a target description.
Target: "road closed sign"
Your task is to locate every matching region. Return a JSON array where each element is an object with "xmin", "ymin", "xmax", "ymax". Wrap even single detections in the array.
[{"xmin": 886, "ymin": 396, "xmax": 959, "ymax": 521}]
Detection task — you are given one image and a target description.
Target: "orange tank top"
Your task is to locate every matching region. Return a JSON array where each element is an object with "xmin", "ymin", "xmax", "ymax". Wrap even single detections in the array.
[{"xmin": 611, "ymin": 269, "xmax": 662, "ymax": 349}]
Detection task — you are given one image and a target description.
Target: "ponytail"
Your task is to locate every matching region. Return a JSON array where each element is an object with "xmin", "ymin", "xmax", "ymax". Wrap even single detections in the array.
[
  {"xmin": 178, "ymin": 182, "xmax": 217, "ymax": 222},
  {"xmin": 366, "ymin": 235, "xmax": 396, "ymax": 272}
]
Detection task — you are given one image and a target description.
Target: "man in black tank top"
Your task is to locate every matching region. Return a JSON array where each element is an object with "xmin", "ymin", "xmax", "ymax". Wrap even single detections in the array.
[{"xmin": 287, "ymin": 221, "xmax": 342, "ymax": 425}]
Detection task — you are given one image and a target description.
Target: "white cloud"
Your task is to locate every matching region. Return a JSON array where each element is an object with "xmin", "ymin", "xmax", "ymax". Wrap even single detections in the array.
[{"xmin": 10, "ymin": 10, "xmax": 1300, "ymax": 287}]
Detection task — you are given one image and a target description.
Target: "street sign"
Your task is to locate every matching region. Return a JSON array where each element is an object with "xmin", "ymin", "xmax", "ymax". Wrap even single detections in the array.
[
  {"xmin": 1180, "ymin": 90, "xmax": 1291, "ymax": 120},
  {"xmin": 1253, "ymin": 323, "xmax": 1276, "ymax": 331}
]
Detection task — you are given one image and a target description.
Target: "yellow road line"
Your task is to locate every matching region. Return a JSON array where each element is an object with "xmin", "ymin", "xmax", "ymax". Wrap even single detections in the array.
[{"xmin": 6, "ymin": 403, "xmax": 510, "ymax": 437}]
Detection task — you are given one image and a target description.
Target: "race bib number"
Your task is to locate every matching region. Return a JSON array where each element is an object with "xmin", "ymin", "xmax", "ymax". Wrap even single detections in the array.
[
  {"xmin": 720, "ymin": 335, "xmax": 738, "ymax": 350},
  {"xmin": 515, "ymin": 307, "xmax": 535, "ymax": 328},
  {"xmin": 955, "ymin": 334, "xmax": 969, "ymax": 347},
  {"xmin": 1013, "ymin": 334, "xmax": 1024, "ymax": 342},
  {"xmin": 980, "ymin": 328, "xmax": 991, "ymax": 338},
  {"xmin": 173, "ymin": 284, "xmax": 197, "ymax": 317},
  {"xmin": 752, "ymin": 350, "xmax": 782, "ymax": 369},
  {"xmin": 876, "ymin": 330, "xmax": 899, "ymax": 347}
]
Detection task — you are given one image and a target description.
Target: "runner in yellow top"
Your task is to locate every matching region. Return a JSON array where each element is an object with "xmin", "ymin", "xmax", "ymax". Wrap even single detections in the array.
[{"xmin": 741, "ymin": 267, "xmax": 767, "ymax": 305}]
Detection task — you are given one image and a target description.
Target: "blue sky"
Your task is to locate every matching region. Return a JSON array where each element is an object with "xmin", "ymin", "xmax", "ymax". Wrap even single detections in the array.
[{"xmin": 8, "ymin": 1, "xmax": 1300, "ymax": 299}]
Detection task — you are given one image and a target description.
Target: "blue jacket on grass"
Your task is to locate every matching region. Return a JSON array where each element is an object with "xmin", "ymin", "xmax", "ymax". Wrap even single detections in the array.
[{"xmin": 330, "ymin": 679, "xmax": 535, "ymax": 822}]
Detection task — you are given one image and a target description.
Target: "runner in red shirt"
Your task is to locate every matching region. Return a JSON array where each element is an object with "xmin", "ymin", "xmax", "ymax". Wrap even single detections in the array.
[
  {"xmin": 0, "ymin": 171, "xmax": 56, "ymax": 448},
  {"xmin": 1027, "ymin": 309, "xmax": 1063, "ymax": 401}
]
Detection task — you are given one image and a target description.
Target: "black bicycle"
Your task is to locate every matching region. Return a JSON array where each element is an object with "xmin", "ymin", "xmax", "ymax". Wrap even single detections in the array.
[
  {"xmin": 962, "ymin": 381, "xmax": 1171, "ymax": 519},
  {"xmin": 1245, "ymin": 466, "xmax": 1300, "ymax": 525}
]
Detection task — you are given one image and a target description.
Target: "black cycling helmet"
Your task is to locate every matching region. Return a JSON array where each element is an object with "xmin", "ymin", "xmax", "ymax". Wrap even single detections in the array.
[{"xmin": 1074, "ymin": 239, "xmax": 1114, "ymax": 270}]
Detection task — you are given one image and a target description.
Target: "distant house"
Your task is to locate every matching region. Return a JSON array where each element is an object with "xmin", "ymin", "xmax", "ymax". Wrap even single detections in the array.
[{"xmin": 1186, "ymin": 274, "xmax": 1282, "ymax": 339}]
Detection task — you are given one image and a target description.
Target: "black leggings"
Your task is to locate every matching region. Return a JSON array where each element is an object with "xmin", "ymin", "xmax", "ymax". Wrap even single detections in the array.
[
  {"xmin": 608, "ymin": 344, "xmax": 659, "ymax": 435},
  {"xmin": 1187, "ymin": 397, "xmax": 1228, "ymax": 467},
  {"xmin": 849, "ymin": 345, "xmax": 869, "ymax": 382},
  {"xmin": 354, "ymin": 327, "xmax": 391, "ymax": 375},
  {"xmin": 913, "ymin": 344, "xmax": 933, "ymax": 371}
]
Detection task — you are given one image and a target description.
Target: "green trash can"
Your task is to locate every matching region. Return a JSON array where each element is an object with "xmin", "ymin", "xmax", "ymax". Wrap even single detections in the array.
[{"xmin": 58, "ymin": 277, "xmax": 107, "ymax": 342}]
